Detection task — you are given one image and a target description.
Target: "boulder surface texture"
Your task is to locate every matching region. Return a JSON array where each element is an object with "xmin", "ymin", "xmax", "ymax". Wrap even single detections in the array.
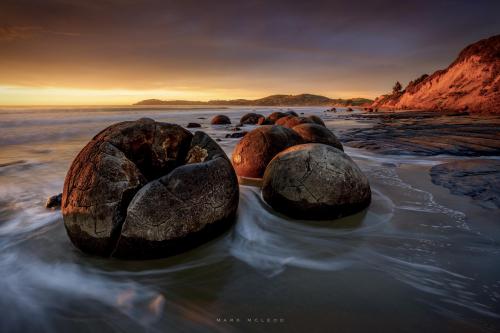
[
  {"xmin": 62, "ymin": 118, "xmax": 238, "ymax": 259},
  {"xmin": 262, "ymin": 144, "xmax": 371, "ymax": 220}
]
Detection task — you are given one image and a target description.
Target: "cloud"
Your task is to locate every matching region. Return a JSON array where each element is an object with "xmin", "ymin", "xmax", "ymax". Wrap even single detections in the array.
[
  {"xmin": 0, "ymin": 25, "xmax": 80, "ymax": 41},
  {"xmin": 0, "ymin": 26, "xmax": 41, "ymax": 41}
]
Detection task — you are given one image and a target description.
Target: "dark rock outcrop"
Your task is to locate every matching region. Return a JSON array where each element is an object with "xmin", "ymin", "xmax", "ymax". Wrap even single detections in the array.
[
  {"xmin": 340, "ymin": 111, "xmax": 500, "ymax": 156},
  {"xmin": 430, "ymin": 159, "xmax": 500, "ymax": 208}
]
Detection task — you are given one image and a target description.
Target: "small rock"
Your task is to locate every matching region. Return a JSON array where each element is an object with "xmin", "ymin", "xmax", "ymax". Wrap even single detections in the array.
[
  {"xmin": 225, "ymin": 132, "xmax": 248, "ymax": 138},
  {"xmin": 187, "ymin": 122, "xmax": 201, "ymax": 128},
  {"xmin": 45, "ymin": 193, "xmax": 62, "ymax": 209}
]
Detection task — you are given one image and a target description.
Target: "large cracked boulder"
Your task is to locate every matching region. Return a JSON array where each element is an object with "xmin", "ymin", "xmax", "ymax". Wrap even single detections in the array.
[
  {"xmin": 231, "ymin": 126, "xmax": 303, "ymax": 178},
  {"xmin": 292, "ymin": 123, "xmax": 344, "ymax": 151},
  {"xmin": 262, "ymin": 144, "xmax": 371, "ymax": 220},
  {"xmin": 62, "ymin": 118, "xmax": 238, "ymax": 259}
]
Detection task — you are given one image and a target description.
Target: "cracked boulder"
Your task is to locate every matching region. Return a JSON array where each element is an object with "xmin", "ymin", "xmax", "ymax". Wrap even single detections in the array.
[
  {"xmin": 262, "ymin": 143, "xmax": 371, "ymax": 220},
  {"xmin": 62, "ymin": 118, "xmax": 238, "ymax": 259},
  {"xmin": 231, "ymin": 125, "xmax": 303, "ymax": 178},
  {"xmin": 291, "ymin": 123, "xmax": 344, "ymax": 151}
]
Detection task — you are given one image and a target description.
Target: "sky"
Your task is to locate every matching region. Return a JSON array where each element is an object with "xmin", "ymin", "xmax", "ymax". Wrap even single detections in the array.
[{"xmin": 0, "ymin": 0, "xmax": 499, "ymax": 105}]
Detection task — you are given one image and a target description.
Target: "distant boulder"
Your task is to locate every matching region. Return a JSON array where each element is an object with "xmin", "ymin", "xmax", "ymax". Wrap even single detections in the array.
[
  {"xmin": 211, "ymin": 115, "xmax": 231, "ymax": 125},
  {"xmin": 275, "ymin": 115, "xmax": 313, "ymax": 128},
  {"xmin": 267, "ymin": 112, "xmax": 288, "ymax": 124},
  {"xmin": 291, "ymin": 123, "xmax": 343, "ymax": 151},
  {"xmin": 240, "ymin": 113, "xmax": 265, "ymax": 125},
  {"xmin": 307, "ymin": 115, "xmax": 326, "ymax": 127}
]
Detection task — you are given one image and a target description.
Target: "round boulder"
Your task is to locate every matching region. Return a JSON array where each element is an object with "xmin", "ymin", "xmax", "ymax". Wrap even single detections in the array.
[
  {"xmin": 211, "ymin": 115, "xmax": 231, "ymax": 125},
  {"xmin": 267, "ymin": 112, "xmax": 288, "ymax": 124},
  {"xmin": 275, "ymin": 115, "xmax": 313, "ymax": 128},
  {"xmin": 307, "ymin": 115, "xmax": 326, "ymax": 127},
  {"xmin": 231, "ymin": 126, "xmax": 303, "ymax": 178},
  {"xmin": 62, "ymin": 118, "xmax": 238, "ymax": 259},
  {"xmin": 291, "ymin": 123, "xmax": 343, "ymax": 151},
  {"xmin": 240, "ymin": 113, "xmax": 265, "ymax": 125},
  {"xmin": 262, "ymin": 144, "xmax": 371, "ymax": 220}
]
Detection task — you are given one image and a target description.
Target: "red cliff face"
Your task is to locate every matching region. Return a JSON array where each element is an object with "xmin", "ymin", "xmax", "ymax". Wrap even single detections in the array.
[{"xmin": 372, "ymin": 35, "xmax": 500, "ymax": 113}]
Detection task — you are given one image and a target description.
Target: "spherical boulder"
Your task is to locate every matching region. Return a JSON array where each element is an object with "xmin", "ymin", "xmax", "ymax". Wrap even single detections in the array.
[
  {"xmin": 211, "ymin": 115, "xmax": 231, "ymax": 125},
  {"xmin": 240, "ymin": 113, "xmax": 265, "ymax": 125},
  {"xmin": 267, "ymin": 112, "xmax": 288, "ymax": 124},
  {"xmin": 257, "ymin": 117, "xmax": 272, "ymax": 125},
  {"xmin": 62, "ymin": 118, "xmax": 238, "ymax": 259},
  {"xmin": 275, "ymin": 115, "xmax": 313, "ymax": 128},
  {"xmin": 307, "ymin": 115, "xmax": 326, "ymax": 127},
  {"xmin": 262, "ymin": 144, "xmax": 371, "ymax": 220},
  {"xmin": 231, "ymin": 125, "xmax": 303, "ymax": 178},
  {"xmin": 291, "ymin": 123, "xmax": 343, "ymax": 151}
]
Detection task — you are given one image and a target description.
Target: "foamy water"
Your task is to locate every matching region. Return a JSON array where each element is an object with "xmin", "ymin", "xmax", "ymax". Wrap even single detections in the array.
[{"xmin": 0, "ymin": 106, "xmax": 499, "ymax": 332}]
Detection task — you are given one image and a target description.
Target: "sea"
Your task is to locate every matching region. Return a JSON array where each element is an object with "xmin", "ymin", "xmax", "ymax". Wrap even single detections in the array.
[{"xmin": 0, "ymin": 106, "xmax": 499, "ymax": 332}]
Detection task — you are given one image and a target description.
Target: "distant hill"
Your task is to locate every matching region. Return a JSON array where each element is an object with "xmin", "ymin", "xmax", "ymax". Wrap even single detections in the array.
[
  {"xmin": 135, "ymin": 94, "xmax": 372, "ymax": 107},
  {"xmin": 372, "ymin": 34, "xmax": 500, "ymax": 113}
]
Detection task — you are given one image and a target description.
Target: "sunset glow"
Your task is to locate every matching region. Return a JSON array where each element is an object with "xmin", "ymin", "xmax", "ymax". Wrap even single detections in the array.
[{"xmin": 1, "ymin": 0, "xmax": 499, "ymax": 105}]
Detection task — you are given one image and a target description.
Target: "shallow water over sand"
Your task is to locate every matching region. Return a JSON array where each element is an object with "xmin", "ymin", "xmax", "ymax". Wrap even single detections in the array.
[{"xmin": 1, "ymin": 106, "xmax": 499, "ymax": 332}]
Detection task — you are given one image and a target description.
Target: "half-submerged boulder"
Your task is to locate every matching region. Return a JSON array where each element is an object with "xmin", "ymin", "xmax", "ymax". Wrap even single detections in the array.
[
  {"xmin": 62, "ymin": 118, "xmax": 238, "ymax": 259},
  {"xmin": 266, "ymin": 112, "xmax": 288, "ymax": 124},
  {"xmin": 231, "ymin": 126, "xmax": 303, "ymax": 178},
  {"xmin": 211, "ymin": 115, "xmax": 231, "ymax": 125},
  {"xmin": 240, "ymin": 113, "xmax": 265, "ymax": 125},
  {"xmin": 307, "ymin": 115, "xmax": 326, "ymax": 127},
  {"xmin": 262, "ymin": 144, "xmax": 371, "ymax": 220},
  {"xmin": 275, "ymin": 115, "xmax": 314, "ymax": 128},
  {"xmin": 291, "ymin": 123, "xmax": 343, "ymax": 151}
]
